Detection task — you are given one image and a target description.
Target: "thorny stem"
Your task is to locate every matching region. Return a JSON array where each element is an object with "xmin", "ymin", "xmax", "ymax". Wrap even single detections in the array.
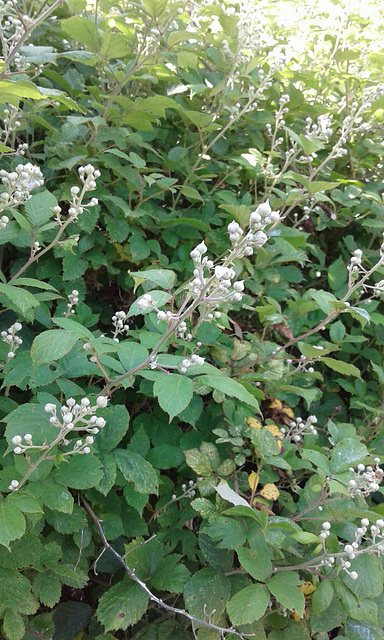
[{"xmin": 81, "ymin": 496, "xmax": 253, "ymax": 639}]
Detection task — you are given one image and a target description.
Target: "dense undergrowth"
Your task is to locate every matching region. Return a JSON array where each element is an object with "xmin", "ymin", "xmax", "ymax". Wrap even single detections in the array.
[{"xmin": 2, "ymin": 0, "xmax": 384, "ymax": 638}]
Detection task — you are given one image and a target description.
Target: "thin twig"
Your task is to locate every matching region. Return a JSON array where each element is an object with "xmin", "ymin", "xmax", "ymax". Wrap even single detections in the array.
[{"xmin": 81, "ymin": 496, "xmax": 253, "ymax": 638}]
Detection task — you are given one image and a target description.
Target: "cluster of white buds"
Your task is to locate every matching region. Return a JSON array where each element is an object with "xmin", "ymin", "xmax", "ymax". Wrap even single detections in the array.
[
  {"xmin": 176, "ymin": 320, "xmax": 192, "ymax": 341},
  {"xmin": 112, "ymin": 310, "xmax": 129, "ymax": 342},
  {"xmin": 16, "ymin": 142, "xmax": 28, "ymax": 156},
  {"xmin": 137, "ymin": 293, "xmax": 154, "ymax": 311},
  {"xmin": 0, "ymin": 214, "xmax": 9, "ymax": 229},
  {"xmin": 1, "ymin": 321, "xmax": 22, "ymax": 359},
  {"xmin": 64, "ymin": 290, "xmax": 79, "ymax": 317},
  {"xmin": 0, "ymin": 163, "xmax": 44, "ymax": 209},
  {"xmin": 1, "ymin": 105, "xmax": 21, "ymax": 135},
  {"xmin": 178, "ymin": 354, "xmax": 205, "ymax": 374},
  {"xmin": 319, "ymin": 520, "xmax": 331, "ymax": 540},
  {"xmin": 305, "ymin": 114, "xmax": 334, "ymax": 144},
  {"xmin": 347, "ymin": 459, "xmax": 383, "ymax": 496},
  {"xmin": 171, "ymin": 479, "xmax": 196, "ymax": 501},
  {"xmin": 249, "ymin": 200, "xmax": 280, "ymax": 234},
  {"xmin": 340, "ymin": 517, "xmax": 384, "ymax": 579},
  {"xmin": 54, "ymin": 165, "xmax": 99, "ymax": 224},
  {"xmin": 41, "ymin": 396, "xmax": 107, "ymax": 436},
  {"xmin": 280, "ymin": 415, "xmax": 318, "ymax": 443},
  {"xmin": 347, "ymin": 249, "xmax": 363, "ymax": 277},
  {"xmin": 373, "ymin": 280, "xmax": 384, "ymax": 296}
]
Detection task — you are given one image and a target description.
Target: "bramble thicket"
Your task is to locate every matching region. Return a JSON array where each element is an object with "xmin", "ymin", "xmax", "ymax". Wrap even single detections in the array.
[{"xmin": 2, "ymin": 1, "xmax": 384, "ymax": 639}]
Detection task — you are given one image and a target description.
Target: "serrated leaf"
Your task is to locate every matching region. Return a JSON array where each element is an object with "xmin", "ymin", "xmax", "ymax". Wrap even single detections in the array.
[
  {"xmin": 96, "ymin": 405, "xmax": 130, "ymax": 452},
  {"xmin": 0, "ymin": 568, "xmax": 31, "ymax": 608},
  {"xmin": 31, "ymin": 330, "xmax": 80, "ymax": 367},
  {"xmin": 330, "ymin": 438, "xmax": 368, "ymax": 473},
  {"xmin": 129, "ymin": 269, "xmax": 176, "ymax": 290},
  {"xmin": 96, "ymin": 578, "xmax": 148, "ymax": 631},
  {"xmin": 320, "ymin": 357, "xmax": 360, "ymax": 377},
  {"xmin": 184, "ymin": 569, "xmax": 231, "ymax": 624},
  {"xmin": 24, "ymin": 191, "xmax": 57, "ymax": 228},
  {"xmin": 0, "ymin": 503, "xmax": 26, "ymax": 549},
  {"xmin": 195, "ymin": 375, "xmax": 259, "ymax": 409},
  {"xmin": 259, "ymin": 483, "xmax": 279, "ymax": 500},
  {"xmin": 345, "ymin": 619, "xmax": 384, "ymax": 640},
  {"xmin": 52, "ymin": 601, "xmax": 92, "ymax": 640},
  {"xmin": 2, "ymin": 608, "xmax": 25, "ymax": 640},
  {"xmin": 291, "ymin": 531, "xmax": 321, "ymax": 545},
  {"xmin": 28, "ymin": 481, "xmax": 74, "ymax": 513},
  {"xmin": 114, "ymin": 449, "xmax": 158, "ymax": 494},
  {"xmin": 268, "ymin": 572, "xmax": 305, "ymax": 616},
  {"xmin": 53, "ymin": 454, "xmax": 103, "ymax": 489},
  {"xmin": 236, "ymin": 545, "xmax": 272, "ymax": 582},
  {"xmin": 61, "ymin": 16, "xmax": 100, "ymax": 51},
  {"xmin": 153, "ymin": 374, "xmax": 193, "ymax": 421},
  {"xmin": 33, "ymin": 571, "xmax": 62, "ymax": 607},
  {"xmin": 226, "ymin": 583, "xmax": 270, "ymax": 625},
  {"xmin": 311, "ymin": 579, "xmax": 334, "ymax": 614},
  {"xmin": 0, "ymin": 282, "xmax": 40, "ymax": 314},
  {"xmin": 151, "ymin": 555, "xmax": 190, "ymax": 592}
]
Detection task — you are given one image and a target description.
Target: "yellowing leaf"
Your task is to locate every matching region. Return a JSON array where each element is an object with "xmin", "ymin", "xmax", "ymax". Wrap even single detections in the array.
[
  {"xmin": 259, "ymin": 483, "xmax": 279, "ymax": 501},
  {"xmin": 299, "ymin": 581, "xmax": 316, "ymax": 596},
  {"xmin": 284, "ymin": 406, "xmax": 294, "ymax": 418},
  {"xmin": 248, "ymin": 471, "xmax": 259, "ymax": 491},
  {"xmin": 269, "ymin": 399, "xmax": 283, "ymax": 410},
  {"xmin": 292, "ymin": 611, "xmax": 302, "ymax": 622},
  {"xmin": 265, "ymin": 424, "xmax": 283, "ymax": 438},
  {"xmin": 247, "ymin": 417, "xmax": 262, "ymax": 430}
]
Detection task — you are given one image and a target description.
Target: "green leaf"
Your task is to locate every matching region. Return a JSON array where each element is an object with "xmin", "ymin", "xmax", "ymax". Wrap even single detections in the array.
[
  {"xmin": 330, "ymin": 437, "xmax": 368, "ymax": 473},
  {"xmin": 2, "ymin": 609, "xmax": 25, "ymax": 640},
  {"xmin": 5, "ymin": 491, "xmax": 43, "ymax": 514},
  {"xmin": 184, "ymin": 569, "xmax": 231, "ymax": 624},
  {"xmin": 61, "ymin": 16, "xmax": 100, "ymax": 51},
  {"xmin": 53, "ymin": 454, "xmax": 103, "ymax": 490},
  {"xmin": 0, "ymin": 568, "xmax": 31, "ymax": 609},
  {"xmin": 11, "ymin": 277, "xmax": 58, "ymax": 291},
  {"xmin": 0, "ymin": 79, "xmax": 43, "ymax": 100},
  {"xmin": 342, "ymin": 554, "xmax": 384, "ymax": 599},
  {"xmin": 226, "ymin": 583, "xmax": 270, "ymax": 625},
  {"xmin": 96, "ymin": 454, "xmax": 117, "ymax": 496},
  {"xmin": 153, "ymin": 374, "xmax": 194, "ymax": 421},
  {"xmin": 5, "ymin": 403, "xmax": 57, "ymax": 448},
  {"xmin": 96, "ymin": 577, "xmax": 148, "ymax": 631},
  {"xmin": 203, "ymin": 517, "xmax": 247, "ymax": 549},
  {"xmin": 195, "ymin": 375, "xmax": 259, "ymax": 409},
  {"xmin": 0, "ymin": 282, "xmax": 40, "ymax": 314},
  {"xmin": 267, "ymin": 571, "xmax": 305, "ymax": 616},
  {"xmin": 345, "ymin": 619, "xmax": 384, "ymax": 640},
  {"xmin": 114, "ymin": 449, "xmax": 158, "ymax": 494},
  {"xmin": 0, "ymin": 503, "xmax": 26, "ymax": 549},
  {"xmin": 129, "ymin": 269, "xmax": 176, "ymax": 290},
  {"xmin": 33, "ymin": 571, "xmax": 62, "ymax": 607},
  {"xmin": 24, "ymin": 191, "xmax": 57, "ymax": 228},
  {"xmin": 236, "ymin": 545, "xmax": 272, "ymax": 581},
  {"xmin": 311, "ymin": 580, "xmax": 334, "ymax": 615},
  {"xmin": 52, "ymin": 601, "xmax": 92, "ymax": 640},
  {"xmin": 52, "ymin": 317, "xmax": 93, "ymax": 339},
  {"xmin": 320, "ymin": 357, "xmax": 360, "ymax": 377},
  {"xmin": 151, "ymin": 555, "xmax": 190, "ymax": 592},
  {"xmin": 184, "ymin": 448, "xmax": 213, "ymax": 476},
  {"xmin": 146, "ymin": 445, "xmax": 185, "ymax": 469},
  {"xmin": 99, "ymin": 32, "xmax": 129, "ymax": 59},
  {"xmin": 96, "ymin": 405, "xmax": 130, "ymax": 452},
  {"xmin": 290, "ymin": 531, "xmax": 320, "ymax": 545},
  {"xmin": 118, "ymin": 342, "xmax": 149, "ymax": 372},
  {"xmin": 31, "ymin": 330, "xmax": 80, "ymax": 367},
  {"xmin": 307, "ymin": 181, "xmax": 341, "ymax": 194},
  {"xmin": 28, "ymin": 481, "xmax": 74, "ymax": 513}
]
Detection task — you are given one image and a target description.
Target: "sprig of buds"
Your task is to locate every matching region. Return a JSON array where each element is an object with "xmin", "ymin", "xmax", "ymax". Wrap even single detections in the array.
[
  {"xmin": 53, "ymin": 164, "xmax": 99, "ymax": 225},
  {"xmin": 279, "ymin": 415, "xmax": 318, "ymax": 443},
  {"xmin": 111, "ymin": 310, "xmax": 129, "ymax": 342},
  {"xmin": 1, "ymin": 321, "xmax": 22, "ymax": 360},
  {"xmin": 0, "ymin": 163, "xmax": 44, "ymax": 211},
  {"xmin": 64, "ymin": 289, "xmax": 79, "ymax": 317},
  {"xmin": 347, "ymin": 460, "xmax": 383, "ymax": 496}
]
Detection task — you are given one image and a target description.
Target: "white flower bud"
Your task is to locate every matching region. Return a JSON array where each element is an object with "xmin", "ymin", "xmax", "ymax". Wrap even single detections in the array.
[
  {"xmin": 12, "ymin": 435, "xmax": 22, "ymax": 445},
  {"xmin": 85, "ymin": 436, "xmax": 94, "ymax": 444},
  {"xmin": 361, "ymin": 518, "xmax": 369, "ymax": 527},
  {"xmin": 137, "ymin": 298, "xmax": 149, "ymax": 310},
  {"xmin": 24, "ymin": 433, "xmax": 32, "ymax": 442},
  {"xmin": 83, "ymin": 447, "xmax": 91, "ymax": 454},
  {"xmin": 96, "ymin": 396, "xmax": 108, "ymax": 408},
  {"xmin": 95, "ymin": 417, "xmax": 106, "ymax": 427},
  {"xmin": 233, "ymin": 281, "xmax": 244, "ymax": 292},
  {"xmin": 44, "ymin": 403, "xmax": 56, "ymax": 413},
  {"xmin": 14, "ymin": 447, "xmax": 22, "ymax": 454},
  {"xmin": 350, "ymin": 571, "xmax": 358, "ymax": 580},
  {"xmin": 10, "ymin": 479, "xmax": 19, "ymax": 488}
]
